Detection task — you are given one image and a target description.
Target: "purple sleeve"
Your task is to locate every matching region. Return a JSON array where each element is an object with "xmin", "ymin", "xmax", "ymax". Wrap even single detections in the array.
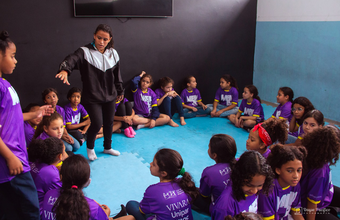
[
  {"xmin": 139, "ymin": 186, "xmax": 153, "ymax": 215},
  {"xmin": 306, "ymin": 169, "xmax": 329, "ymax": 204},
  {"xmin": 272, "ymin": 106, "xmax": 279, "ymax": 118},
  {"xmin": 239, "ymin": 100, "xmax": 246, "ymax": 113},
  {"xmin": 64, "ymin": 105, "xmax": 73, "ymax": 124},
  {"xmin": 86, "ymin": 197, "xmax": 109, "ymax": 220},
  {"xmin": 180, "ymin": 90, "xmax": 187, "ymax": 104},
  {"xmin": 291, "ymin": 184, "xmax": 302, "ymax": 210},
  {"xmin": 252, "ymin": 100, "xmax": 262, "ymax": 117},
  {"xmin": 258, "ymin": 190, "xmax": 275, "ymax": 219},
  {"xmin": 151, "ymin": 90, "xmax": 158, "ymax": 107},
  {"xmin": 154, "ymin": 88, "xmax": 163, "ymax": 100},
  {"xmin": 279, "ymin": 102, "xmax": 292, "ymax": 119},
  {"xmin": 56, "ymin": 106, "xmax": 66, "ymax": 125},
  {"xmin": 214, "ymin": 88, "xmax": 221, "ymax": 102},
  {"xmin": 199, "ymin": 168, "xmax": 212, "ymax": 197},
  {"xmin": 79, "ymin": 104, "xmax": 89, "ymax": 119},
  {"xmin": 196, "ymin": 89, "xmax": 202, "ymax": 102},
  {"xmin": 231, "ymin": 87, "xmax": 239, "ymax": 106}
]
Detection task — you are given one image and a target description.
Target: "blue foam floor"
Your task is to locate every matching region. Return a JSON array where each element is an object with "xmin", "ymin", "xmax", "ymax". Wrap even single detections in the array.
[{"xmin": 74, "ymin": 103, "xmax": 340, "ymax": 219}]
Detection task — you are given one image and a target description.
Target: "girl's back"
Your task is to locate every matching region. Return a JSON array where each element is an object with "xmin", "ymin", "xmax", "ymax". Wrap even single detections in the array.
[{"xmin": 140, "ymin": 180, "xmax": 193, "ymax": 220}]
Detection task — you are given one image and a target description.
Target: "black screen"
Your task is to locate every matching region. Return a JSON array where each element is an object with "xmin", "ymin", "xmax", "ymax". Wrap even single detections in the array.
[{"xmin": 74, "ymin": 0, "xmax": 173, "ymax": 17}]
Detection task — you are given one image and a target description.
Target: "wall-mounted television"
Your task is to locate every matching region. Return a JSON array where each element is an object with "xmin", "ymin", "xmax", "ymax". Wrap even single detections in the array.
[{"xmin": 74, "ymin": 0, "xmax": 173, "ymax": 18}]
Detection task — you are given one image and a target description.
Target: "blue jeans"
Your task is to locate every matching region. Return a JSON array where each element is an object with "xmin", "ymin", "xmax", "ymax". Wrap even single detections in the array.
[
  {"xmin": 62, "ymin": 133, "xmax": 80, "ymax": 152},
  {"xmin": 158, "ymin": 96, "xmax": 184, "ymax": 119},
  {"xmin": 126, "ymin": 200, "xmax": 150, "ymax": 220},
  {"xmin": 0, "ymin": 172, "xmax": 40, "ymax": 220},
  {"xmin": 183, "ymin": 106, "xmax": 211, "ymax": 118},
  {"xmin": 207, "ymin": 104, "xmax": 239, "ymax": 117}
]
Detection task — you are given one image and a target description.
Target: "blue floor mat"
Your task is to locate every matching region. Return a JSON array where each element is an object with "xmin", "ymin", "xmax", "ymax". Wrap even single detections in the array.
[{"xmin": 74, "ymin": 103, "xmax": 340, "ymax": 219}]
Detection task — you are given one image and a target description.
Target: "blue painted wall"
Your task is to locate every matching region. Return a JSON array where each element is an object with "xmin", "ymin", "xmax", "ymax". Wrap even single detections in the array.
[{"xmin": 254, "ymin": 21, "xmax": 340, "ymax": 121}]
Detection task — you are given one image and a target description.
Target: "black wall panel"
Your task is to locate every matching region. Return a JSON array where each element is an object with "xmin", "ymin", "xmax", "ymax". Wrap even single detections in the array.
[{"xmin": 0, "ymin": 0, "xmax": 257, "ymax": 108}]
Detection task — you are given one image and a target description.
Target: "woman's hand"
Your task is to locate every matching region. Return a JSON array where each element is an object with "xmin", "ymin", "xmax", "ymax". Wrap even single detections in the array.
[{"xmin": 55, "ymin": 70, "xmax": 70, "ymax": 85}]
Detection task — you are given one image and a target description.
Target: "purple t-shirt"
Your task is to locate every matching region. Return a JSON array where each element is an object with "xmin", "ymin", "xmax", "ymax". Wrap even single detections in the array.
[
  {"xmin": 258, "ymin": 179, "xmax": 301, "ymax": 220},
  {"xmin": 64, "ymin": 103, "xmax": 89, "ymax": 125},
  {"xmin": 139, "ymin": 180, "xmax": 193, "ymax": 220},
  {"xmin": 199, "ymin": 163, "xmax": 232, "ymax": 212},
  {"xmin": 42, "ymin": 188, "xmax": 109, "ymax": 220},
  {"xmin": 272, "ymin": 101, "xmax": 292, "ymax": 121},
  {"xmin": 180, "ymin": 88, "xmax": 202, "ymax": 107},
  {"xmin": 0, "ymin": 78, "xmax": 30, "ymax": 183},
  {"xmin": 211, "ymin": 183, "xmax": 258, "ymax": 219},
  {"xmin": 55, "ymin": 105, "xmax": 65, "ymax": 125},
  {"xmin": 36, "ymin": 131, "xmax": 50, "ymax": 140},
  {"xmin": 115, "ymin": 98, "xmax": 128, "ymax": 111},
  {"xmin": 30, "ymin": 162, "xmax": 62, "ymax": 215},
  {"xmin": 214, "ymin": 87, "xmax": 239, "ymax": 107},
  {"xmin": 300, "ymin": 163, "xmax": 333, "ymax": 210},
  {"xmin": 155, "ymin": 88, "xmax": 177, "ymax": 101},
  {"xmin": 24, "ymin": 121, "xmax": 36, "ymax": 147},
  {"xmin": 132, "ymin": 87, "xmax": 158, "ymax": 117},
  {"xmin": 238, "ymin": 99, "xmax": 264, "ymax": 121}
]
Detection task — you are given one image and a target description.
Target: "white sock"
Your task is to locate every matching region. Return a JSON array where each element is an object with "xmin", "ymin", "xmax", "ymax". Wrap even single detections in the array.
[
  {"xmin": 87, "ymin": 148, "xmax": 97, "ymax": 161},
  {"xmin": 136, "ymin": 124, "xmax": 145, "ymax": 130},
  {"xmin": 103, "ymin": 149, "xmax": 120, "ymax": 156}
]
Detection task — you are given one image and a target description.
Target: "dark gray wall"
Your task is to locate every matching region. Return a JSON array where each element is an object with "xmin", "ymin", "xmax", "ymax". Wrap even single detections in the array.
[{"xmin": 0, "ymin": 0, "xmax": 256, "ymax": 108}]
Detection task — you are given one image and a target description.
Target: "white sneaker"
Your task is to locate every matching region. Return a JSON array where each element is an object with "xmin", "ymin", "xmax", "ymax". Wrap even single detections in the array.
[
  {"xmin": 103, "ymin": 149, "xmax": 120, "ymax": 156},
  {"xmin": 87, "ymin": 148, "xmax": 97, "ymax": 161}
]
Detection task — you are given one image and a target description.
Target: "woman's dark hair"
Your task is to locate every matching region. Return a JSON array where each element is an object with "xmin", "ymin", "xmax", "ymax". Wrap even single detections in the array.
[
  {"xmin": 209, "ymin": 134, "xmax": 237, "ymax": 164},
  {"xmin": 28, "ymin": 137, "xmax": 64, "ymax": 164},
  {"xmin": 159, "ymin": 76, "xmax": 174, "ymax": 88},
  {"xmin": 94, "ymin": 24, "xmax": 114, "ymax": 49},
  {"xmin": 231, "ymin": 151, "xmax": 274, "ymax": 201},
  {"xmin": 33, "ymin": 112, "xmax": 63, "ymax": 139},
  {"xmin": 53, "ymin": 155, "xmax": 91, "ymax": 220},
  {"xmin": 245, "ymin": 85, "xmax": 261, "ymax": 103},
  {"xmin": 225, "ymin": 212, "xmax": 263, "ymax": 220},
  {"xmin": 0, "ymin": 31, "xmax": 13, "ymax": 55},
  {"xmin": 302, "ymin": 109, "xmax": 324, "ymax": 126},
  {"xmin": 267, "ymin": 144, "xmax": 307, "ymax": 179},
  {"xmin": 67, "ymin": 87, "xmax": 82, "ymax": 99},
  {"xmin": 155, "ymin": 148, "xmax": 199, "ymax": 200},
  {"xmin": 261, "ymin": 118, "xmax": 288, "ymax": 144},
  {"xmin": 279, "ymin": 87, "xmax": 294, "ymax": 103},
  {"xmin": 23, "ymin": 103, "xmax": 40, "ymax": 113},
  {"xmin": 292, "ymin": 97, "xmax": 314, "ymax": 126},
  {"xmin": 140, "ymin": 74, "xmax": 153, "ymax": 87},
  {"xmin": 221, "ymin": 74, "xmax": 238, "ymax": 90},
  {"xmin": 42, "ymin": 88, "xmax": 59, "ymax": 102},
  {"xmin": 302, "ymin": 125, "xmax": 340, "ymax": 170}
]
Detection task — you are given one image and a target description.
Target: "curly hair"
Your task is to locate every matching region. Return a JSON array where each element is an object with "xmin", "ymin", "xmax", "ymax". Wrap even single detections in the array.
[
  {"xmin": 261, "ymin": 118, "xmax": 288, "ymax": 144},
  {"xmin": 221, "ymin": 74, "xmax": 238, "ymax": 90},
  {"xmin": 67, "ymin": 87, "xmax": 82, "ymax": 99},
  {"xmin": 28, "ymin": 137, "xmax": 64, "ymax": 164},
  {"xmin": 279, "ymin": 87, "xmax": 294, "ymax": 103},
  {"xmin": 225, "ymin": 212, "xmax": 263, "ymax": 220},
  {"xmin": 267, "ymin": 144, "xmax": 307, "ymax": 178},
  {"xmin": 231, "ymin": 151, "xmax": 274, "ymax": 201},
  {"xmin": 292, "ymin": 97, "xmax": 314, "ymax": 126},
  {"xmin": 209, "ymin": 134, "xmax": 237, "ymax": 164},
  {"xmin": 53, "ymin": 155, "xmax": 91, "ymax": 220},
  {"xmin": 42, "ymin": 88, "xmax": 59, "ymax": 102},
  {"xmin": 33, "ymin": 112, "xmax": 64, "ymax": 139},
  {"xmin": 0, "ymin": 31, "xmax": 13, "ymax": 55},
  {"xmin": 302, "ymin": 125, "xmax": 340, "ymax": 170},
  {"xmin": 155, "ymin": 148, "xmax": 199, "ymax": 200},
  {"xmin": 94, "ymin": 24, "xmax": 114, "ymax": 49},
  {"xmin": 245, "ymin": 85, "xmax": 261, "ymax": 103}
]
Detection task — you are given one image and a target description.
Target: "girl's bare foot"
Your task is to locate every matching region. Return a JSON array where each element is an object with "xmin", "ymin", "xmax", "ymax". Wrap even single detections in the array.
[
  {"xmin": 96, "ymin": 134, "xmax": 103, "ymax": 139},
  {"xmin": 168, "ymin": 119, "xmax": 179, "ymax": 127},
  {"xmin": 180, "ymin": 117, "xmax": 186, "ymax": 126}
]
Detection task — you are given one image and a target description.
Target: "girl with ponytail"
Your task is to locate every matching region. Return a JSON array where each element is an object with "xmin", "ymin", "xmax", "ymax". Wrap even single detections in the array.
[
  {"xmin": 42, "ymin": 155, "xmax": 133, "ymax": 220},
  {"xmin": 229, "ymin": 85, "xmax": 264, "ymax": 130},
  {"xmin": 126, "ymin": 148, "xmax": 199, "ymax": 220}
]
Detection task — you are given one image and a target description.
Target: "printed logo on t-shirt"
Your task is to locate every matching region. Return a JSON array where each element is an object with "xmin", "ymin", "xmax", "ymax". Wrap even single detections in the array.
[
  {"xmin": 221, "ymin": 95, "xmax": 232, "ymax": 106},
  {"xmin": 219, "ymin": 167, "xmax": 232, "ymax": 176},
  {"xmin": 166, "ymin": 198, "xmax": 190, "ymax": 219},
  {"xmin": 43, "ymin": 210, "xmax": 56, "ymax": 220},
  {"xmin": 276, "ymin": 191, "xmax": 298, "ymax": 217},
  {"xmin": 244, "ymin": 107, "xmax": 254, "ymax": 117},
  {"xmin": 243, "ymin": 197, "xmax": 258, "ymax": 213},
  {"xmin": 72, "ymin": 113, "xmax": 81, "ymax": 124},
  {"xmin": 8, "ymin": 86, "xmax": 19, "ymax": 106},
  {"xmin": 47, "ymin": 196, "xmax": 58, "ymax": 206},
  {"xmin": 186, "ymin": 95, "xmax": 198, "ymax": 106},
  {"xmin": 163, "ymin": 190, "xmax": 177, "ymax": 200},
  {"xmin": 276, "ymin": 110, "xmax": 281, "ymax": 118},
  {"xmin": 141, "ymin": 93, "xmax": 152, "ymax": 113}
]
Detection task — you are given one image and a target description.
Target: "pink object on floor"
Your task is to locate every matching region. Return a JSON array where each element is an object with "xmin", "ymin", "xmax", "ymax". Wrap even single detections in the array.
[
  {"xmin": 129, "ymin": 126, "xmax": 136, "ymax": 136},
  {"xmin": 124, "ymin": 128, "xmax": 134, "ymax": 138}
]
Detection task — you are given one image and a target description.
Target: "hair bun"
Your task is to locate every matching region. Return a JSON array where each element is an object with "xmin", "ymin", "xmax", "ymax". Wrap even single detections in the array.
[{"xmin": 0, "ymin": 31, "xmax": 9, "ymax": 41}]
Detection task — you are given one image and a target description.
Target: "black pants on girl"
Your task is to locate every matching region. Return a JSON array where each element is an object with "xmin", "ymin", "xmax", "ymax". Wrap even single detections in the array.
[
  {"xmin": 115, "ymin": 101, "xmax": 133, "ymax": 130},
  {"xmin": 84, "ymin": 101, "xmax": 115, "ymax": 150}
]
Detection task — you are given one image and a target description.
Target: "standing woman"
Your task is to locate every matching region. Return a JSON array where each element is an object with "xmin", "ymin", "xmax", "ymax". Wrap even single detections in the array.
[{"xmin": 56, "ymin": 24, "xmax": 124, "ymax": 161}]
